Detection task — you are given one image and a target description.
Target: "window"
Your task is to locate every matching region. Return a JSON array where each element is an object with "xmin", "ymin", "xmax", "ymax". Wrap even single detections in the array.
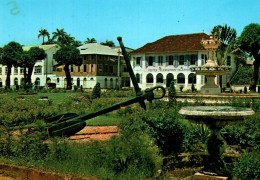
[
  {"xmin": 34, "ymin": 66, "xmax": 42, "ymax": 74},
  {"xmin": 0, "ymin": 67, "xmax": 2, "ymax": 75},
  {"xmin": 57, "ymin": 78, "xmax": 60, "ymax": 84},
  {"xmin": 179, "ymin": 55, "xmax": 185, "ymax": 65},
  {"xmin": 91, "ymin": 64, "xmax": 94, "ymax": 73},
  {"xmin": 169, "ymin": 56, "xmax": 173, "ymax": 65},
  {"xmin": 158, "ymin": 56, "xmax": 163, "ymax": 66},
  {"xmin": 227, "ymin": 56, "xmax": 231, "ymax": 66},
  {"xmin": 190, "ymin": 55, "xmax": 197, "ymax": 65},
  {"xmin": 14, "ymin": 67, "xmax": 18, "ymax": 75},
  {"xmin": 104, "ymin": 65, "xmax": 108, "ymax": 73},
  {"xmin": 177, "ymin": 73, "xmax": 185, "ymax": 84},
  {"xmin": 78, "ymin": 66, "xmax": 81, "ymax": 72},
  {"xmin": 146, "ymin": 73, "xmax": 153, "ymax": 83},
  {"xmin": 156, "ymin": 73, "xmax": 163, "ymax": 83},
  {"xmin": 84, "ymin": 65, "xmax": 87, "ymax": 72},
  {"xmin": 136, "ymin": 57, "xmax": 141, "ymax": 66},
  {"xmin": 20, "ymin": 68, "xmax": 24, "ymax": 74},
  {"xmin": 35, "ymin": 78, "xmax": 40, "ymax": 86},
  {"xmin": 148, "ymin": 57, "xmax": 154, "ymax": 66},
  {"xmin": 70, "ymin": 65, "xmax": 74, "ymax": 72},
  {"xmin": 5, "ymin": 67, "xmax": 8, "ymax": 75},
  {"xmin": 109, "ymin": 66, "xmax": 113, "ymax": 73},
  {"xmin": 188, "ymin": 73, "xmax": 196, "ymax": 84},
  {"xmin": 136, "ymin": 73, "xmax": 140, "ymax": 83}
]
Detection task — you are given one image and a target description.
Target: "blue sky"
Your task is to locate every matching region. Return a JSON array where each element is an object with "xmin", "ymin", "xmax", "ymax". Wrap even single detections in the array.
[{"xmin": 1, "ymin": 0, "xmax": 259, "ymax": 49}]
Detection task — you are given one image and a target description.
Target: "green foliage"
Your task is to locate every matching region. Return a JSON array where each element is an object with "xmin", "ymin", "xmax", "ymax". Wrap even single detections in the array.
[
  {"xmin": 232, "ymin": 66, "xmax": 254, "ymax": 85},
  {"xmin": 179, "ymin": 85, "xmax": 184, "ymax": 92},
  {"xmin": 191, "ymin": 83, "xmax": 196, "ymax": 92},
  {"xmin": 168, "ymin": 81, "xmax": 177, "ymax": 106},
  {"xmin": 140, "ymin": 107, "xmax": 185, "ymax": 156},
  {"xmin": 1, "ymin": 41, "xmax": 23, "ymax": 66},
  {"xmin": 232, "ymin": 152, "xmax": 260, "ymax": 180},
  {"xmin": 222, "ymin": 113, "xmax": 260, "ymax": 149},
  {"xmin": 91, "ymin": 82, "xmax": 101, "ymax": 99}
]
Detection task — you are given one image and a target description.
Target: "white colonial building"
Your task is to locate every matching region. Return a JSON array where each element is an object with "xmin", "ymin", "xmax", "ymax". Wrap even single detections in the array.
[
  {"xmin": 130, "ymin": 33, "xmax": 236, "ymax": 91},
  {"xmin": 0, "ymin": 44, "xmax": 60, "ymax": 88}
]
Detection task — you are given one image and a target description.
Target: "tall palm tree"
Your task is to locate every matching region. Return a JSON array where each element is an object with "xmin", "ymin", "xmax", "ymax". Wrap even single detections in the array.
[
  {"xmin": 38, "ymin": 29, "xmax": 50, "ymax": 45},
  {"xmin": 211, "ymin": 24, "xmax": 237, "ymax": 91},
  {"xmin": 84, "ymin": 37, "xmax": 97, "ymax": 44},
  {"xmin": 52, "ymin": 28, "xmax": 67, "ymax": 45}
]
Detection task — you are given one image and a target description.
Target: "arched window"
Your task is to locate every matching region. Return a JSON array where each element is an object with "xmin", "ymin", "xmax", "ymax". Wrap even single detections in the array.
[
  {"xmin": 0, "ymin": 78, "xmax": 2, "ymax": 87},
  {"xmin": 104, "ymin": 78, "xmax": 108, "ymax": 89},
  {"xmin": 188, "ymin": 73, "xmax": 196, "ymax": 84},
  {"xmin": 166, "ymin": 73, "xmax": 174, "ymax": 87},
  {"xmin": 177, "ymin": 73, "xmax": 185, "ymax": 84},
  {"xmin": 136, "ymin": 73, "xmax": 140, "ymax": 83},
  {"xmin": 57, "ymin": 78, "xmax": 60, "ymax": 84},
  {"xmin": 156, "ymin": 73, "xmax": 163, "ymax": 83},
  {"xmin": 110, "ymin": 78, "xmax": 113, "ymax": 89},
  {"xmin": 83, "ymin": 78, "xmax": 87, "ymax": 88},
  {"xmin": 146, "ymin": 73, "xmax": 153, "ymax": 83},
  {"xmin": 35, "ymin": 78, "xmax": 40, "ymax": 86},
  {"xmin": 77, "ymin": 78, "xmax": 80, "ymax": 87},
  {"xmin": 14, "ymin": 78, "xmax": 18, "ymax": 86},
  {"xmin": 46, "ymin": 77, "xmax": 51, "ymax": 83}
]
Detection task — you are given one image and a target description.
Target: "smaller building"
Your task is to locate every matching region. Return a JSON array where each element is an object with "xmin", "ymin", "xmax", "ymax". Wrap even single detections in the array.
[{"xmin": 55, "ymin": 43, "xmax": 130, "ymax": 89}]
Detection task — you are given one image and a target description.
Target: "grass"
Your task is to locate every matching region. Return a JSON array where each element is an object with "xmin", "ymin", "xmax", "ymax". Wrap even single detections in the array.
[{"xmin": 86, "ymin": 113, "xmax": 124, "ymax": 126}]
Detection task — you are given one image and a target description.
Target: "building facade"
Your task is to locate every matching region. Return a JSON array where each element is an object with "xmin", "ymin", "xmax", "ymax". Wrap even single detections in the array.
[
  {"xmin": 55, "ymin": 43, "xmax": 130, "ymax": 89},
  {"xmin": 0, "ymin": 44, "xmax": 60, "ymax": 88},
  {"xmin": 130, "ymin": 33, "xmax": 236, "ymax": 90}
]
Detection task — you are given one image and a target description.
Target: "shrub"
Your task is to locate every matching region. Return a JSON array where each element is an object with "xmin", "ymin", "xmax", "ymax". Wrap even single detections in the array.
[
  {"xmin": 244, "ymin": 86, "xmax": 247, "ymax": 94},
  {"xmin": 168, "ymin": 81, "xmax": 177, "ymax": 106},
  {"xmin": 232, "ymin": 152, "xmax": 260, "ymax": 180},
  {"xmin": 180, "ymin": 85, "xmax": 184, "ymax": 92},
  {"xmin": 91, "ymin": 82, "xmax": 101, "ymax": 99},
  {"xmin": 191, "ymin": 83, "xmax": 196, "ymax": 92}
]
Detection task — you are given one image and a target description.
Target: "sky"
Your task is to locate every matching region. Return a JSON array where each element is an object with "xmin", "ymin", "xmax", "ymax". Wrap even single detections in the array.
[{"xmin": 0, "ymin": 0, "xmax": 259, "ymax": 49}]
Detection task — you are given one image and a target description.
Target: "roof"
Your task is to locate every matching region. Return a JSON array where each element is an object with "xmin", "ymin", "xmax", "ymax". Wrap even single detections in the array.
[
  {"xmin": 23, "ymin": 44, "xmax": 59, "ymax": 51},
  {"xmin": 78, "ymin": 43, "xmax": 122, "ymax": 56},
  {"xmin": 132, "ymin": 33, "xmax": 209, "ymax": 54}
]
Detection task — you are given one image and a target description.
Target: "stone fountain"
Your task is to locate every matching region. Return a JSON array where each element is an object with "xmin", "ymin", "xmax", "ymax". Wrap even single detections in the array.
[
  {"xmin": 179, "ymin": 35, "xmax": 255, "ymax": 177},
  {"xmin": 191, "ymin": 35, "xmax": 231, "ymax": 95}
]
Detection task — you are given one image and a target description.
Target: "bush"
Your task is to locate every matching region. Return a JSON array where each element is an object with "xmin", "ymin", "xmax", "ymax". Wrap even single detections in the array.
[
  {"xmin": 91, "ymin": 82, "xmax": 101, "ymax": 99},
  {"xmin": 232, "ymin": 152, "xmax": 260, "ymax": 180},
  {"xmin": 244, "ymin": 86, "xmax": 247, "ymax": 94},
  {"xmin": 168, "ymin": 81, "xmax": 177, "ymax": 106},
  {"xmin": 180, "ymin": 85, "xmax": 184, "ymax": 92}
]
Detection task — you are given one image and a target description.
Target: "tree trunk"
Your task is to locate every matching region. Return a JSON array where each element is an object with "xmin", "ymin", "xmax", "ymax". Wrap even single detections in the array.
[
  {"xmin": 5, "ymin": 65, "xmax": 12, "ymax": 88},
  {"xmin": 64, "ymin": 64, "xmax": 72, "ymax": 90},
  {"xmin": 23, "ymin": 66, "xmax": 27, "ymax": 84},
  {"xmin": 27, "ymin": 65, "xmax": 34, "ymax": 83},
  {"xmin": 219, "ymin": 75, "xmax": 223, "ymax": 92},
  {"xmin": 251, "ymin": 54, "xmax": 259, "ymax": 92}
]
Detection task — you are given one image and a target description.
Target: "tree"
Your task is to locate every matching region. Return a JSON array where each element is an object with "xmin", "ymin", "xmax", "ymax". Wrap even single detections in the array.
[
  {"xmin": 84, "ymin": 37, "xmax": 97, "ymax": 44},
  {"xmin": 27, "ymin": 47, "xmax": 47, "ymax": 83},
  {"xmin": 211, "ymin": 24, "xmax": 237, "ymax": 91},
  {"xmin": 168, "ymin": 80, "xmax": 177, "ymax": 106},
  {"xmin": 38, "ymin": 29, "xmax": 50, "ymax": 45},
  {"xmin": 100, "ymin": 40, "xmax": 115, "ymax": 47},
  {"xmin": 91, "ymin": 82, "xmax": 101, "ymax": 98},
  {"xmin": 238, "ymin": 23, "xmax": 260, "ymax": 91},
  {"xmin": 55, "ymin": 46, "xmax": 82, "ymax": 89},
  {"xmin": 0, "ymin": 42, "xmax": 23, "ymax": 88},
  {"xmin": 52, "ymin": 28, "xmax": 67, "ymax": 45},
  {"xmin": 18, "ymin": 50, "xmax": 31, "ymax": 83}
]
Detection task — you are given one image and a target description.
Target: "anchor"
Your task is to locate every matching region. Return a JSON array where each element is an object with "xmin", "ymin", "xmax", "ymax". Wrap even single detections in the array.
[{"xmin": 45, "ymin": 37, "xmax": 166, "ymax": 137}]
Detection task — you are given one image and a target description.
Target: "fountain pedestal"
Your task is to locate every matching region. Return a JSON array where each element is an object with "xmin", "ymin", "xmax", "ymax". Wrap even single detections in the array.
[{"xmin": 179, "ymin": 106, "xmax": 255, "ymax": 175}]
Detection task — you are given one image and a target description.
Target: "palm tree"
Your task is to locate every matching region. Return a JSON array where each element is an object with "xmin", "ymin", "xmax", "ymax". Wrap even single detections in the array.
[
  {"xmin": 100, "ymin": 40, "xmax": 115, "ymax": 47},
  {"xmin": 84, "ymin": 37, "xmax": 97, "ymax": 44},
  {"xmin": 38, "ymin": 29, "xmax": 50, "ymax": 45},
  {"xmin": 211, "ymin": 24, "xmax": 237, "ymax": 91},
  {"xmin": 52, "ymin": 28, "xmax": 67, "ymax": 45}
]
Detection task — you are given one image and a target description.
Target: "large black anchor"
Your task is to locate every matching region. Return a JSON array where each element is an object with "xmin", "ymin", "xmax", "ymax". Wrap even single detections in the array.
[{"xmin": 46, "ymin": 37, "xmax": 166, "ymax": 137}]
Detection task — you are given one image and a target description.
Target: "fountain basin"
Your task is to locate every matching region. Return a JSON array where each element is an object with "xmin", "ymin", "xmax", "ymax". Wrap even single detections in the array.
[{"xmin": 179, "ymin": 106, "xmax": 255, "ymax": 127}]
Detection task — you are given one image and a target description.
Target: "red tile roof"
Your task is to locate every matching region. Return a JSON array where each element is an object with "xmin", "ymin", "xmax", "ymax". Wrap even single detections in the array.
[{"xmin": 132, "ymin": 33, "xmax": 209, "ymax": 54}]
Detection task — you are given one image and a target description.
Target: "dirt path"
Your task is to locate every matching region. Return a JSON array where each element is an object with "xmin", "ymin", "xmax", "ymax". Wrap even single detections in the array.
[{"xmin": 69, "ymin": 126, "xmax": 119, "ymax": 142}]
